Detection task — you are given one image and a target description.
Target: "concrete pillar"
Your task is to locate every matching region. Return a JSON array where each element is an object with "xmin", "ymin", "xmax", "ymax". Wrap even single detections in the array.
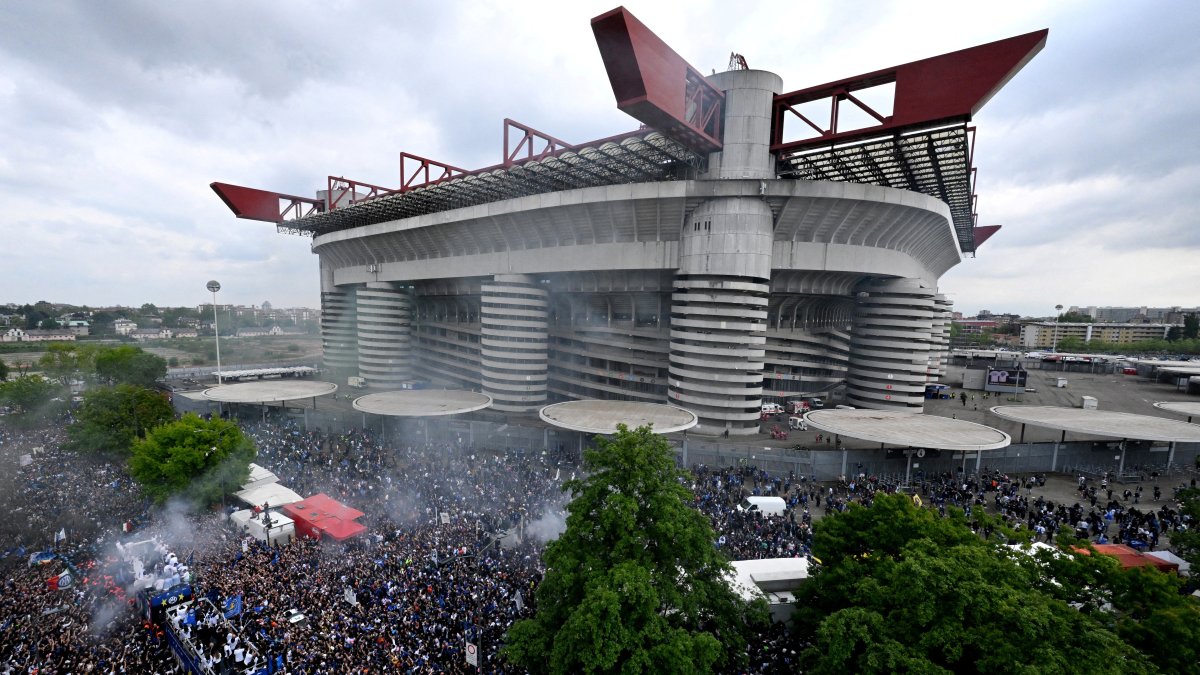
[
  {"xmin": 319, "ymin": 262, "xmax": 358, "ymax": 374},
  {"xmin": 846, "ymin": 277, "xmax": 937, "ymax": 412},
  {"xmin": 702, "ymin": 69, "xmax": 783, "ymax": 180},
  {"xmin": 669, "ymin": 198, "xmax": 771, "ymax": 436},
  {"xmin": 927, "ymin": 294, "xmax": 953, "ymax": 382},
  {"xmin": 481, "ymin": 274, "xmax": 548, "ymax": 412},
  {"xmin": 355, "ymin": 282, "xmax": 413, "ymax": 389}
]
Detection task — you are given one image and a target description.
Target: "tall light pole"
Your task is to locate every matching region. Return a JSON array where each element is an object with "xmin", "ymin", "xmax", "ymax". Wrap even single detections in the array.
[
  {"xmin": 207, "ymin": 280, "xmax": 224, "ymax": 384},
  {"xmin": 1051, "ymin": 304, "xmax": 1063, "ymax": 353}
]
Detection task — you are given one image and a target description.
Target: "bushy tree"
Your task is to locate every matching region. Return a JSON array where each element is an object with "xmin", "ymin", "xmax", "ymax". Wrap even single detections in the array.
[
  {"xmin": 37, "ymin": 343, "xmax": 98, "ymax": 385},
  {"xmin": 1185, "ymin": 313, "xmax": 1200, "ymax": 340},
  {"xmin": 504, "ymin": 425, "xmax": 767, "ymax": 674},
  {"xmin": 0, "ymin": 375, "xmax": 62, "ymax": 417},
  {"xmin": 0, "ymin": 357, "xmax": 8, "ymax": 381},
  {"xmin": 66, "ymin": 384, "xmax": 174, "ymax": 456},
  {"xmin": 793, "ymin": 494, "xmax": 1155, "ymax": 674},
  {"xmin": 94, "ymin": 345, "xmax": 167, "ymax": 387},
  {"xmin": 128, "ymin": 413, "xmax": 255, "ymax": 506}
]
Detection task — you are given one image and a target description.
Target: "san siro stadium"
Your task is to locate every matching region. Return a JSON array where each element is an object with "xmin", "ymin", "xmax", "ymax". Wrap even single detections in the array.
[{"xmin": 212, "ymin": 8, "xmax": 1046, "ymax": 436}]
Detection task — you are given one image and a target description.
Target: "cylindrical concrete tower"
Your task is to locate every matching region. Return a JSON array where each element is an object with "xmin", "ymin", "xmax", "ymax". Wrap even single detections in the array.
[
  {"xmin": 356, "ymin": 282, "xmax": 413, "ymax": 388},
  {"xmin": 320, "ymin": 264, "xmax": 358, "ymax": 374},
  {"xmin": 668, "ymin": 68, "xmax": 783, "ymax": 436},
  {"xmin": 481, "ymin": 274, "xmax": 549, "ymax": 412},
  {"xmin": 846, "ymin": 277, "xmax": 937, "ymax": 411},
  {"xmin": 928, "ymin": 293, "xmax": 953, "ymax": 382}
]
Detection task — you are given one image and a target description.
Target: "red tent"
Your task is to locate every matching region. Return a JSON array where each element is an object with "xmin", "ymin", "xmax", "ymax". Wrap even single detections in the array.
[
  {"xmin": 1074, "ymin": 544, "xmax": 1180, "ymax": 573},
  {"xmin": 282, "ymin": 493, "xmax": 367, "ymax": 542}
]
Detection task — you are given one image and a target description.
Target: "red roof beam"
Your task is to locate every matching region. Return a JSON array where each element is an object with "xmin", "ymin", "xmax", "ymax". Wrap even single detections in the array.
[
  {"xmin": 399, "ymin": 152, "xmax": 468, "ymax": 193},
  {"xmin": 327, "ymin": 176, "xmax": 399, "ymax": 211},
  {"xmin": 503, "ymin": 119, "xmax": 574, "ymax": 166},
  {"xmin": 591, "ymin": 7, "xmax": 724, "ymax": 155},
  {"xmin": 210, "ymin": 182, "xmax": 324, "ymax": 224},
  {"xmin": 771, "ymin": 29, "xmax": 1047, "ymax": 153}
]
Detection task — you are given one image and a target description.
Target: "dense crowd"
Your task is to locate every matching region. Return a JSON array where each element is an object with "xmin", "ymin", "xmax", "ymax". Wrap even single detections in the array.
[{"xmin": 1, "ymin": 413, "xmax": 1195, "ymax": 674}]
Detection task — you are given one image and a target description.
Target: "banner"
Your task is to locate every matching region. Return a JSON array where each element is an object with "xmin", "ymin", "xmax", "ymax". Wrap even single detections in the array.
[{"xmin": 223, "ymin": 594, "xmax": 243, "ymax": 619}]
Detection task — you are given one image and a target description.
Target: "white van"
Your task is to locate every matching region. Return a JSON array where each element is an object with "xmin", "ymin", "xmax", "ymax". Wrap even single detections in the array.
[
  {"xmin": 788, "ymin": 416, "xmax": 807, "ymax": 431},
  {"xmin": 761, "ymin": 402, "xmax": 784, "ymax": 415},
  {"xmin": 737, "ymin": 496, "xmax": 787, "ymax": 517}
]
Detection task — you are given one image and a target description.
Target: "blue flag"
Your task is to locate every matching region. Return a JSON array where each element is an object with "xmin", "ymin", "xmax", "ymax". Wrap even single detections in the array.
[
  {"xmin": 223, "ymin": 594, "xmax": 243, "ymax": 619},
  {"xmin": 184, "ymin": 609, "xmax": 197, "ymax": 625}
]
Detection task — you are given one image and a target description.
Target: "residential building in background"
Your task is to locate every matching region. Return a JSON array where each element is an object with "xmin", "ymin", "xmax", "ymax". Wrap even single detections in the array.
[{"xmin": 1021, "ymin": 322, "xmax": 1175, "ymax": 348}]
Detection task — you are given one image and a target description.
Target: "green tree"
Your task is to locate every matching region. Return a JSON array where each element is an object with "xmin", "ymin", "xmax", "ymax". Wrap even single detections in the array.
[
  {"xmin": 1170, "ymin": 488, "xmax": 1200, "ymax": 566},
  {"xmin": 1057, "ymin": 335, "xmax": 1085, "ymax": 352},
  {"xmin": 0, "ymin": 375, "xmax": 63, "ymax": 422},
  {"xmin": 1184, "ymin": 313, "xmax": 1199, "ymax": 340},
  {"xmin": 94, "ymin": 345, "xmax": 167, "ymax": 387},
  {"xmin": 37, "ymin": 343, "xmax": 98, "ymax": 385},
  {"xmin": 794, "ymin": 494, "xmax": 1154, "ymax": 674},
  {"xmin": 504, "ymin": 425, "xmax": 767, "ymax": 674},
  {"xmin": 40, "ymin": 317, "xmax": 61, "ymax": 329},
  {"xmin": 1106, "ymin": 564, "xmax": 1200, "ymax": 674},
  {"xmin": 1167, "ymin": 326, "xmax": 1183, "ymax": 342},
  {"xmin": 0, "ymin": 357, "xmax": 8, "ymax": 381},
  {"xmin": 128, "ymin": 413, "xmax": 255, "ymax": 506},
  {"xmin": 66, "ymin": 384, "xmax": 174, "ymax": 456}
]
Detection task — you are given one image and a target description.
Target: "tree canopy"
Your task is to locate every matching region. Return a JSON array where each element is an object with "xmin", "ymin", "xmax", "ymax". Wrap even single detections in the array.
[
  {"xmin": 94, "ymin": 345, "xmax": 167, "ymax": 387},
  {"xmin": 0, "ymin": 375, "xmax": 63, "ymax": 423},
  {"xmin": 793, "ymin": 494, "xmax": 1157, "ymax": 674},
  {"xmin": 0, "ymin": 357, "xmax": 8, "ymax": 381},
  {"xmin": 128, "ymin": 413, "xmax": 255, "ymax": 506},
  {"xmin": 37, "ymin": 343, "xmax": 98, "ymax": 385},
  {"xmin": 504, "ymin": 425, "xmax": 767, "ymax": 674},
  {"xmin": 66, "ymin": 384, "xmax": 174, "ymax": 456}
]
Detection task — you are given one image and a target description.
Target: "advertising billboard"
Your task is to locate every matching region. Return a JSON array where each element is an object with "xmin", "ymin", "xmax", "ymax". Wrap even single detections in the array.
[{"xmin": 984, "ymin": 368, "xmax": 1027, "ymax": 393}]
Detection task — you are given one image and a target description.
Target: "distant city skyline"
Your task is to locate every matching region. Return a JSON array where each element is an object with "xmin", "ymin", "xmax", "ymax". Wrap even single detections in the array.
[{"xmin": 2, "ymin": 1, "xmax": 1197, "ymax": 315}]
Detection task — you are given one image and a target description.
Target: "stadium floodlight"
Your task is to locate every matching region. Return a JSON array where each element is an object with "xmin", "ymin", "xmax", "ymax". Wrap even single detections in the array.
[
  {"xmin": 1052, "ymin": 304, "xmax": 1063, "ymax": 353},
  {"xmin": 208, "ymin": 280, "xmax": 223, "ymax": 384}
]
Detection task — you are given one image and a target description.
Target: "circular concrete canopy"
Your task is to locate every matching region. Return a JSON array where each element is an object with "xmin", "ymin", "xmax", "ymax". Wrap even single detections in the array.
[
  {"xmin": 203, "ymin": 380, "xmax": 339, "ymax": 403},
  {"xmin": 803, "ymin": 409, "xmax": 1011, "ymax": 451},
  {"xmin": 1153, "ymin": 401, "xmax": 1200, "ymax": 419},
  {"xmin": 538, "ymin": 401, "xmax": 698, "ymax": 435},
  {"xmin": 990, "ymin": 406, "xmax": 1200, "ymax": 442},
  {"xmin": 352, "ymin": 390, "xmax": 492, "ymax": 417}
]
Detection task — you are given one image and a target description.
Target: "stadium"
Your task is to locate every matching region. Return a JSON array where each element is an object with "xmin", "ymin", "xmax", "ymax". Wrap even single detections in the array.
[{"xmin": 212, "ymin": 8, "xmax": 1046, "ymax": 436}]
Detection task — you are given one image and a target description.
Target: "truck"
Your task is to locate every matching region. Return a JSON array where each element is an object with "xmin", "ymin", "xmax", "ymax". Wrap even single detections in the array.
[
  {"xmin": 347, "ymin": 376, "xmax": 366, "ymax": 388},
  {"xmin": 787, "ymin": 400, "xmax": 810, "ymax": 414},
  {"xmin": 761, "ymin": 402, "xmax": 784, "ymax": 416}
]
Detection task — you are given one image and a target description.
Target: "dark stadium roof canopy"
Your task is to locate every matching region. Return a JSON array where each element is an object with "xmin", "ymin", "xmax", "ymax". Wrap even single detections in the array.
[
  {"xmin": 539, "ymin": 400, "xmax": 698, "ymax": 435},
  {"xmin": 803, "ymin": 409, "xmax": 1011, "ymax": 451},
  {"xmin": 990, "ymin": 406, "xmax": 1200, "ymax": 442},
  {"xmin": 351, "ymin": 390, "xmax": 492, "ymax": 417},
  {"xmin": 202, "ymin": 380, "xmax": 338, "ymax": 403}
]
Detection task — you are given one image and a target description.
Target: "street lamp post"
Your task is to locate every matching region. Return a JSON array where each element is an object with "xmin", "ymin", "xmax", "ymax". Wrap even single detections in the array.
[
  {"xmin": 207, "ymin": 280, "xmax": 223, "ymax": 384},
  {"xmin": 1052, "ymin": 304, "xmax": 1063, "ymax": 353}
]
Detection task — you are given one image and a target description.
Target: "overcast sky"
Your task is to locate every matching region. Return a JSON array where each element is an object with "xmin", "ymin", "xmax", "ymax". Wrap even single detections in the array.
[{"xmin": 1, "ymin": 0, "xmax": 1196, "ymax": 317}]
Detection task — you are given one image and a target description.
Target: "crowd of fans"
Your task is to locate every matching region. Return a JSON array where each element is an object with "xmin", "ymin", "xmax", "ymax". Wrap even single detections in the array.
[{"xmin": 0, "ymin": 413, "xmax": 1194, "ymax": 674}]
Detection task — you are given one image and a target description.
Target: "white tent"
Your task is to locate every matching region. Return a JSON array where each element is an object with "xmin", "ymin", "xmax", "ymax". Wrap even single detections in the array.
[
  {"xmin": 235, "ymin": 483, "xmax": 303, "ymax": 509},
  {"xmin": 241, "ymin": 463, "xmax": 279, "ymax": 491},
  {"xmin": 1145, "ymin": 550, "xmax": 1191, "ymax": 575}
]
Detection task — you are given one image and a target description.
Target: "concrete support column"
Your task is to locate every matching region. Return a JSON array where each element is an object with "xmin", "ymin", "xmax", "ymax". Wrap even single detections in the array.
[
  {"xmin": 846, "ymin": 277, "xmax": 937, "ymax": 412},
  {"xmin": 669, "ymin": 197, "xmax": 772, "ymax": 436},
  {"xmin": 703, "ymin": 69, "xmax": 783, "ymax": 180},
  {"xmin": 356, "ymin": 282, "xmax": 413, "ymax": 389},
  {"xmin": 481, "ymin": 274, "xmax": 548, "ymax": 412},
  {"xmin": 928, "ymin": 293, "xmax": 953, "ymax": 382},
  {"xmin": 319, "ymin": 263, "xmax": 358, "ymax": 374}
]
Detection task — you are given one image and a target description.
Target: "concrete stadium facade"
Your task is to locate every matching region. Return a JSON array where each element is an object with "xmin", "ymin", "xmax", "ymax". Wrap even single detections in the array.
[
  {"xmin": 215, "ymin": 10, "xmax": 1045, "ymax": 437},
  {"xmin": 313, "ymin": 69, "xmax": 957, "ymax": 436}
]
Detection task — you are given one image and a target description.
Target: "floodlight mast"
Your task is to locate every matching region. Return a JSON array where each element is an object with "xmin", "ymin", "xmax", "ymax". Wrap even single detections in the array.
[{"xmin": 208, "ymin": 280, "xmax": 223, "ymax": 384}]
